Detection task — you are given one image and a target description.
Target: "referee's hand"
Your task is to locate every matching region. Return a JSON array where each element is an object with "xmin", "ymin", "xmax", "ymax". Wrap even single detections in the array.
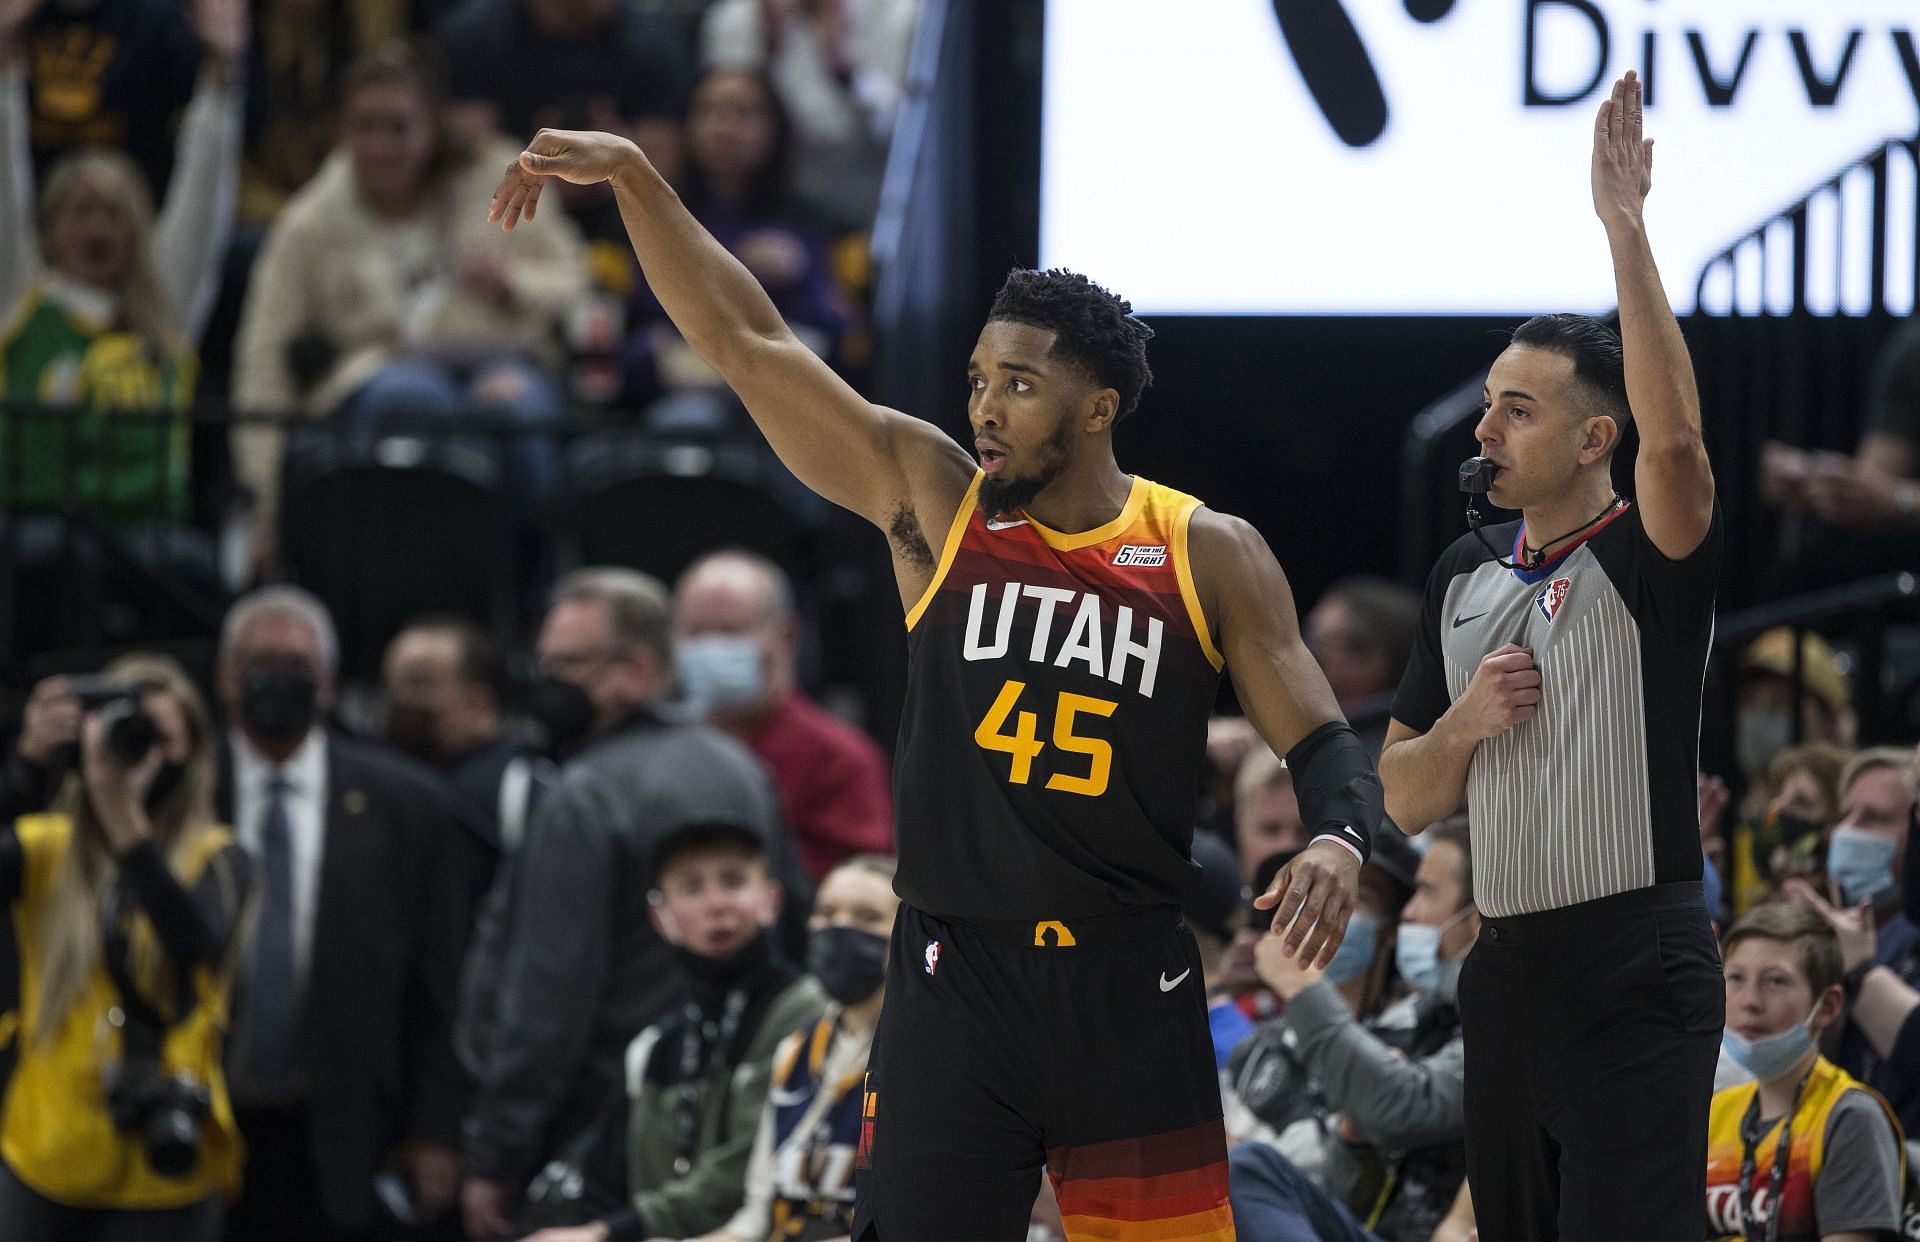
[
  {"xmin": 1255, "ymin": 840, "xmax": 1361, "ymax": 971},
  {"xmin": 1451, "ymin": 644, "xmax": 1541, "ymax": 740}
]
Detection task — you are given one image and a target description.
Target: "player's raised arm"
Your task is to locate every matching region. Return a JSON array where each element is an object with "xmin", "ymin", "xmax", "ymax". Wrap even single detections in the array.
[
  {"xmin": 1592, "ymin": 71, "xmax": 1713, "ymax": 559},
  {"xmin": 1188, "ymin": 510, "xmax": 1384, "ymax": 969},
  {"xmin": 488, "ymin": 129, "xmax": 971, "ymax": 529}
]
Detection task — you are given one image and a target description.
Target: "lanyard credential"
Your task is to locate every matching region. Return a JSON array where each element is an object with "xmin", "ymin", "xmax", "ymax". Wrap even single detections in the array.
[{"xmin": 1735, "ymin": 1073, "xmax": 1809, "ymax": 1242}]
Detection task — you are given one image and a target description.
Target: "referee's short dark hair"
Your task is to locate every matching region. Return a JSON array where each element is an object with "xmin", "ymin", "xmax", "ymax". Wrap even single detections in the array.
[
  {"xmin": 988, "ymin": 268, "xmax": 1155, "ymax": 421},
  {"xmin": 1723, "ymin": 903, "xmax": 1843, "ymax": 998},
  {"xmin": 1511, "ymin": 313, "xmax": 1631, "ymax": 432}
]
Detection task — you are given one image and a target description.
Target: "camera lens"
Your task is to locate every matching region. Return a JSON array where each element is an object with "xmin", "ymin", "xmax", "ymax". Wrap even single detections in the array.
[
  {"xmin": 145, "ymin": 1104, "xmax": 201, "ymax": 1178},
  {"xmin": 97, "ymin": 700, "xmax": 158, "ymax": 767}
]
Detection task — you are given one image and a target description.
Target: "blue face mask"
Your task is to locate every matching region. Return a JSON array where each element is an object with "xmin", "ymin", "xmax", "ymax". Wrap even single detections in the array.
[
  {"xmin": 1722, "ymin": 1005, "xmax": 1820, "ymax": 1081},
  {"xmin": 675, "ymin": 635, "xmax": 766, "ymax": 713},
  {"xmin": 1827, "ymin": 826, "xmax": 1899, "ymax": 909},
  {"xmin": 1325, "ymin": 912, "xmax": 1379, "ymax": 984},
  {"xmin": 1394, "ymin": 905, "xmax": 1473, "ymax": 1000}
]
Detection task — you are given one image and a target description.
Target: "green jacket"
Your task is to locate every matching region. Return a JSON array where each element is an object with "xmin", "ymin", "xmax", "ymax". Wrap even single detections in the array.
[{"xmin": 612, "ymin": 974, "xmax": 827, "ymax": 1240}]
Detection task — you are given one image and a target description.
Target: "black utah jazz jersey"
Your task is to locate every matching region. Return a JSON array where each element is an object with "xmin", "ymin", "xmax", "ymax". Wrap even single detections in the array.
[{"xmin": 892, "ymin": 473, "xmax": 1225, "ymax": 922}]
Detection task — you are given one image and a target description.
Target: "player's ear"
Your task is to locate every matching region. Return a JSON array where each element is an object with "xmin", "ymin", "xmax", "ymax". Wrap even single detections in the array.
[{"xmin": 1086, "ymin": 387, "xmax": 1120, "ymax": 433}]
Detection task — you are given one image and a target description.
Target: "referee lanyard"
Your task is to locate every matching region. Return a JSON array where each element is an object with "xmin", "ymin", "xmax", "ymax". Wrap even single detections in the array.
[{"xmin": 1735, "ymin": 1072, "xmax": 1810, "ymax": 1242}]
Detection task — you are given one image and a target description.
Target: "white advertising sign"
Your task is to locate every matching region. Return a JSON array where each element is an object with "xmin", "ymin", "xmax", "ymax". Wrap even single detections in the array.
[{"xmin": 1040, "ymin": 0, "xmax": 1920, "ymax": 314}]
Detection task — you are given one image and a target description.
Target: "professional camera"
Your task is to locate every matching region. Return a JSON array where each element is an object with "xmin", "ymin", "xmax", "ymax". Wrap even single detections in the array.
[
  {"xmin": 66, "ymin": 676, "xmax": 159, "ymax": 768},
  {"xmin": 103, "ymin": 1056, "xmax": 211, "ymax": 1178}
]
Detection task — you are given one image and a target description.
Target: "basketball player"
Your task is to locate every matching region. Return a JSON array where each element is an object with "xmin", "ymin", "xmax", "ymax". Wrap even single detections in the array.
[
  {"xmin": 489, "ymin": 132, "xmax": 1384, "ymax": 1240},
  {"xmin": 1380, "ymin": 74, "xmax": 1723, "ymax": 1240}
]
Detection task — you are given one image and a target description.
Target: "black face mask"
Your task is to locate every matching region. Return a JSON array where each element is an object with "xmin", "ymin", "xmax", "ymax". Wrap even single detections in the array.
[
  {"xmin": 384, "ymin": 702, "xmax": 441, "ymax": 765},
  {"xmin": 806, "ymin": 925, "xmax": 888, "ymax": 1005},
  {"xmin": 526, "ymin": 676, "xmax": 596, "ymax": 760},
  {"xmin": 144, "ymin": 760, "xmax": 187, "ymax": 815},
  {"xmin": 672, "ymin": 928, "xmax": 774, "ymax": 1001},
  {"xmin": 239, "ymin": 662, "xmax": 320, "ymax": 746}
]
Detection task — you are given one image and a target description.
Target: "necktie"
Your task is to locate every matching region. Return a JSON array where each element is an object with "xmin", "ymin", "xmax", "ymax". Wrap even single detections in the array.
[{"xmin": 241, "ymin": 775, "xmax": 301, "ymax": 1096}]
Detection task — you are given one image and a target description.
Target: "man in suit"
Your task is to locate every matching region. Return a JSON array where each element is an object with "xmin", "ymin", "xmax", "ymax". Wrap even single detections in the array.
[{"xmin": 217, "ymin": 586, "xmax": 467, "ymax": 1242}]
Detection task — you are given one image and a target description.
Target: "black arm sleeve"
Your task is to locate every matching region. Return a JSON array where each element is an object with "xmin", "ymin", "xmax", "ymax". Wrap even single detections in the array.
[
  {"xmin": 0, "ymin": 750, "xmax": 64, "ymax": 827},
  {"xmin": 0, "ymin": 825, "xmax": 21, "ymax": 904},
  {"xmin": 116, "ymin": 839, "xmax": 252, "ymax": 974},
  {"xmin": 1286, "ymin": 721, "xmax": 1383, "ymax": 863}
]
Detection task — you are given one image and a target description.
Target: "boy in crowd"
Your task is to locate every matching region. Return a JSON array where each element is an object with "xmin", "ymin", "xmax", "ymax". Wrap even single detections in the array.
[
  {"xmin": 1708, "ymin": 904, "xmax": 1907, "ymax": 1241},
  {"xmin": 519, "ymin": 820, "xmax": 826, "ymax": 1242}
]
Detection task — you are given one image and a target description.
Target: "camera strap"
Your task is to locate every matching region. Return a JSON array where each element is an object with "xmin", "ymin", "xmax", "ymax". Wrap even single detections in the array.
[{"xmin": 100, "ymin": 884, "xmax": 190, "ymax": 1054}]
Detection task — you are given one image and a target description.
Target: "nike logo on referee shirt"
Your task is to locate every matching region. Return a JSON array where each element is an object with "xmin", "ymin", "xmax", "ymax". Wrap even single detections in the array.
[
  {"xmin": 1159, "ymin": 969, "xmax": 1191, "ymax": 992},
  {"xmin": 1451, "ymin": 611, "xmax": 1488, "ymax": 629}
]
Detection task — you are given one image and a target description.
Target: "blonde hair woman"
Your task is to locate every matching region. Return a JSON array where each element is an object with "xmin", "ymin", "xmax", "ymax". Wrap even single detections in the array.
[
  {"xmin": 0, "ymin": 0, "xmax": 245, "ymax": 652},
  {"xmin": 0, "ymin": 654, "xmax": 254, "ymax": 1240}
]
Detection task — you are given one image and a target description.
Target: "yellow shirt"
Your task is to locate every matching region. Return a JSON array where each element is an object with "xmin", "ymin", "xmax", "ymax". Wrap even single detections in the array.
[{"xmin": 1, "ymin": 815, "xmax": 245, "ymax": 1207}]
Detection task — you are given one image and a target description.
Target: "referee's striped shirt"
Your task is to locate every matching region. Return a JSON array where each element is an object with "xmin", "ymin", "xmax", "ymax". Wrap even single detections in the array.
[{"xmin": 1391, "ymin": 503, "xmax": 1722, "ymax": 918}]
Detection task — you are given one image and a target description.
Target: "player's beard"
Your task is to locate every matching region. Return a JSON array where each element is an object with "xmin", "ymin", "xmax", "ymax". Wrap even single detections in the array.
[{"xmin": 979, "ymin": 419, "xmax": 1073, "ymax": 518}]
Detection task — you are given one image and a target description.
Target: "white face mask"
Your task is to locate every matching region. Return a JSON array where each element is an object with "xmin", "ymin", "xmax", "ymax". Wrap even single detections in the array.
[{"xmin": 676, "ymin": 634, "xmax": 766, "ymax": 713}]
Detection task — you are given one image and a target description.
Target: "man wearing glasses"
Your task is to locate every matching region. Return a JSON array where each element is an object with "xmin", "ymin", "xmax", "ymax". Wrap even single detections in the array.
[{"xmin": 457, "ymin": 567, "xmax": 811, "ymax": 1241}]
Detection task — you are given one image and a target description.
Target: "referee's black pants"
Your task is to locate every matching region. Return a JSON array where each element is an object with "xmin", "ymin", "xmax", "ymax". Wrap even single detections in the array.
[{"xmin": 1458, "ymin": 881, "xmax": 1723, "ymax": 1242}]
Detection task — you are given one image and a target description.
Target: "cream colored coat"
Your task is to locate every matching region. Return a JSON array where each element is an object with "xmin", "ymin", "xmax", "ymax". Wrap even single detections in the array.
[{"xmin": 231, "ymin": 139, "xmax": 585, "ymax": 512}]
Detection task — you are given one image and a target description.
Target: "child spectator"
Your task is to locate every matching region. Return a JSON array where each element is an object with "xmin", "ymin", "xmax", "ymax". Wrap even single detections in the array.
[
  {"xmin": 1707, "ymin": 903, "xmax": 1907, "ymax": 1240},
  {"xmin": 692, "ymin": 853, "xmax": 898, "ymax": 1242},
  {"xmin": 514, "ymin": 820, "xmax": 825, "ymax": 1242}
]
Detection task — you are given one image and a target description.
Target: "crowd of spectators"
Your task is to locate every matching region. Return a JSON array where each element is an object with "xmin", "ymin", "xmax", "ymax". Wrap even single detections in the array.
[
  {"xmin": 0, "ymin": 1, "xmax": 1916, "ymax": 1238},
  {"xmin": 0, "ymin": 0, "xmax": 899, "ymax": 657}
]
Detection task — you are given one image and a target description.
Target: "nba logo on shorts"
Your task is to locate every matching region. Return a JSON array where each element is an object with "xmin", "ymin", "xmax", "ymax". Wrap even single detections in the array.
[
  {"xmin": 1536, "ymin": 577, "xmax": 1571, "ymax": 624},
  {"xmin": 924, "ymin": 940, "xmax": 941, "ymax": 976}
]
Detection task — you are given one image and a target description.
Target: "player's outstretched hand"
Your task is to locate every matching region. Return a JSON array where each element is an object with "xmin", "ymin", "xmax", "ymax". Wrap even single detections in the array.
[
  {"xmin": 1592, "ymin": 69, "xmax": 1653, "ymax": 226},
  {"xmin": 1254, "ymin": 838, "xmax": 1360, "ymax": 971},
  {"xmin": 488, "ymin": 128, "xmax": 643, "ymax": 231}
]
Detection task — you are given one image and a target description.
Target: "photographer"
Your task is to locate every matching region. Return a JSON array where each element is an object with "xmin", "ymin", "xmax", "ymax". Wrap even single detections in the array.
[{"xmin": 0, "ymin": 654, "xmax": 253, "ymax": 1240}]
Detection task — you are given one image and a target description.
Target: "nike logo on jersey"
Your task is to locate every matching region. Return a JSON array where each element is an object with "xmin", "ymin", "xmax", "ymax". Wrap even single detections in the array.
[
  {"xmin": 1159, "ymin": 969, "xmax": 1191, "ymax": 992},
  {"xmin": 767, "ymin": 1085, "xmax": 812, "ymax": 1107},
  {"xmin": 985, "ymin": 516, "xmax": 1028, "ymax": 531},
  {"xmin": 963, "ymin": 581, "xmax": 1166, "ymax": 699},
  {"xmin": 1451, "ymin": 612, "xmax": 1488, "ymax": 629}
]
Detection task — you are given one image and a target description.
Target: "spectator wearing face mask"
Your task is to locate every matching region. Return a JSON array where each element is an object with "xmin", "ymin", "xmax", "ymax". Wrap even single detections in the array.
[
  {"xmin": 381, "ymin": 616, "xmax": 552, "ymax": 908},
  {"xmin": 1221, "ymin": 832, "xmax": 1418, "ymax": 1179},
  {"xmin": 1706, "ymin": 904, "xmax": 1907, "ymax": 1242},
  {"xmin": 1733, "ymin": 630, "xmax": 1855, "ymax": 790},
  {"xmin": 1227, "ymin": 818, "xmax": 1474, "ymax": 1242},
  {"xmin": 683, "ymin": 853, "xmax": 899, "ymax": 1242},
  {"xmin": 1814, "ymin": 747, "xmax": 1919, "ymax": 1110},
  {"xmin": 1726, "ymin": 742, "xmax": 1851, "ymax": 920},
  {"xmin": 458, "ymin": 567, "xmax": 812, "ymax": 1242},
  {"xmin": 512, "ymin": 819, "xmax": 826, "ymax": 1242},
  {"xmin": 214, "ymin": 586, "xmax": 468, "ymax": 1241},
  {"xmin": 673, "ymin": 550, "xmax": 893, "ymax": 885}
]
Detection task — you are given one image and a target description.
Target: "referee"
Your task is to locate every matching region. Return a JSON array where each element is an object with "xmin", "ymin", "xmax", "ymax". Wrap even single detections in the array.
[{"xmin": 1379, "ymin": 72, "xmax": 1723, "ymax": 1241}]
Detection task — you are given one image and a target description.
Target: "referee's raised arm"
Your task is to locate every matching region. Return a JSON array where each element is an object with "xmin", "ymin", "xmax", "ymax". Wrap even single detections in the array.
[{"xmin": 1594, "ymin": 70, "xmax": 1714, "ymax": 558}]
